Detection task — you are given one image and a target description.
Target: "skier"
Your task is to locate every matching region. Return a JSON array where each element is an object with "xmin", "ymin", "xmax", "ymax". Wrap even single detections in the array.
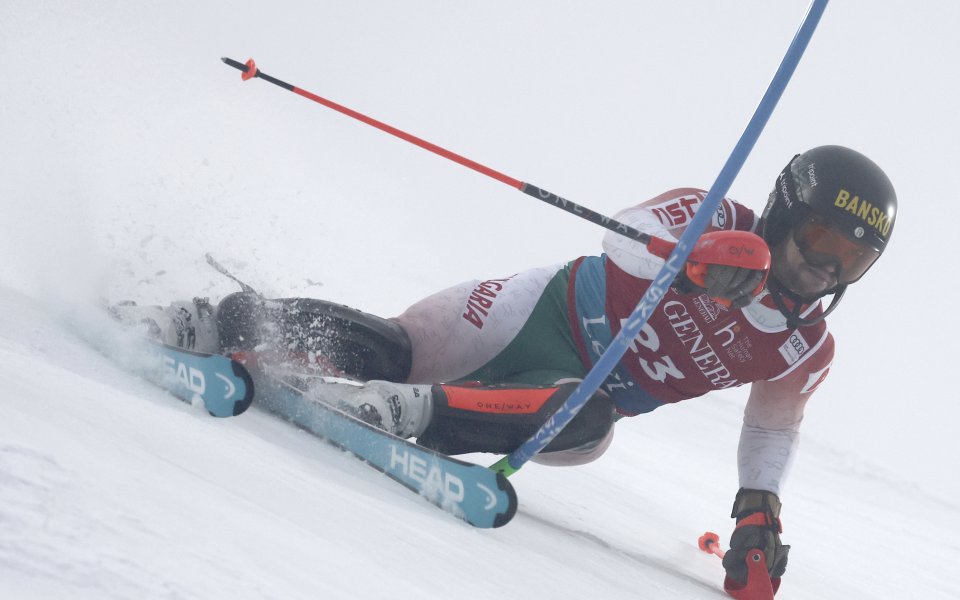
[{"xmin": 113, "ymin": 145, "xmax": 896, "ymax": 586}]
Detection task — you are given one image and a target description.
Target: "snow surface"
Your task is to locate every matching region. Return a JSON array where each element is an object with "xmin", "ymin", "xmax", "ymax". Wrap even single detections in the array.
[{"xmin": 2, "ymin": 1, "xmax": 959, "ymax": 598}]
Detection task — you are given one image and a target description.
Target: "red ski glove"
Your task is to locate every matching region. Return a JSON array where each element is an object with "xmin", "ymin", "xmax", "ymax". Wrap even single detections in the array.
[{"xmin": 722, "ymin": 488, "xmax": 790, "ymax": 586}]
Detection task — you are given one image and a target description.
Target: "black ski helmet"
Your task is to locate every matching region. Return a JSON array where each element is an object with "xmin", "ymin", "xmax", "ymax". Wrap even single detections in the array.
[
  {"xmin": 763, "ymin": 145, "xmax": 897, "ymax": 257},
  {"xmin": 761, "ymin": 145, "xmax": 897, "ymax": 324}
]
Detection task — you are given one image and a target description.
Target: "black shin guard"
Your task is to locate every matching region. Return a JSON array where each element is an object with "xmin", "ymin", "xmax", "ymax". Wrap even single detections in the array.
[
  {"xmin": 216, "ymin": 292, "xmax": 412, "ymax": 382},
  {"xmin": 417, "ymin": 382, "xmax": 615, "ymax": 456}
]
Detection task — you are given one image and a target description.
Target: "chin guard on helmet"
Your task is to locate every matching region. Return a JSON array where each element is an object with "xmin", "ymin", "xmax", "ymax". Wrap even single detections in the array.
[{"xmin": 767, "ymin": 276, "xmax": 846, "ymax": 328}]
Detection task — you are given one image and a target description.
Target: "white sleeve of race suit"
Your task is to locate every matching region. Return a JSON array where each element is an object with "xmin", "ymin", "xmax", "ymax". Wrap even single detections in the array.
[
  {"xmin": 736, "ymin": 423, "xmax": 799, "ymax": 496},
  {"xmin": 601, "ymin": 206, "xmax": 675, "ymax": 279},
  {"xmin": 737, "ymin": 377, "xmax": 815, "ymax": 495}
]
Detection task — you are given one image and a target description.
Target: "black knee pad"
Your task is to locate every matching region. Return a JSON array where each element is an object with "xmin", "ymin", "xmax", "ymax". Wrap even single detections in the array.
[
  {"xmin": 417, "ymin": 383, "xmax": 615, "ymax": 456},
  {"xmin": 217, "ymin": 292, "xmax": 267, "ymax": 351},
  {"xmin": 543, "ymin": 388, "xmax": 615, "ymax": 453},
  {"xmin": 217, "ymin": 292, "xmax": 412, "ymax": 382}
]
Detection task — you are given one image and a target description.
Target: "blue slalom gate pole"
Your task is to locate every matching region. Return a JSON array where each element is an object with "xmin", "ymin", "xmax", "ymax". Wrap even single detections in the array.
[{"xmin": 491, "ymin": 0, "xmax": 830, "ymax": 476}]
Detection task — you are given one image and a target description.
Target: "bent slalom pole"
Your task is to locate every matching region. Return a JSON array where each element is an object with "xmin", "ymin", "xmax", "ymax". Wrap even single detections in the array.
[
  {"xmin": 221, "ymin": 0, "xmax": 828, "ymax": 478},
  {"xmin": 490, "ymin": 0, "xmax": 829, "ymax": 476},
  {"xmin": 699, "ymin": 532, "xmax": 779, "ymax": 600}
]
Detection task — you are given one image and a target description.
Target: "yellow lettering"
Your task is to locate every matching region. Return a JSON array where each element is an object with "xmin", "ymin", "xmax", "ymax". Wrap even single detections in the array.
[
  {"xmin": 876, "ymin": 213, "xmax": 888, "ymax": 236},
  {"xmin": 845, "ymin": 196, "xmax": 860, "ymax": 214},
  {"xmin": 835, "ymin": 189, "xmax": 850, "ymax": 208},
  {"xmin": 834, "ymin": 189, "xmax": 893, "ymax": 238}
]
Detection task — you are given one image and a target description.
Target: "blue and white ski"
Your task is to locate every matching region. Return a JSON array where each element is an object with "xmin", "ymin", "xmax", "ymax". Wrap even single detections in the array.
[
  {"xmin": 77, "ymin": 306, "xmax": 513, "ymax": 526},
  {"xmin": 87, "ymin": 332, "xmax": 254, "ymax": 417},
  {"xmin": 144, "ymin": 344, "xmax": 255, "ymax": 417},
  {"xmin": 255, "ymin": 375, "xmax": 518, "ymax": 529},
  {"xmin": 72, "ymin": 306, "xmax": 254, "ymax": 417}
]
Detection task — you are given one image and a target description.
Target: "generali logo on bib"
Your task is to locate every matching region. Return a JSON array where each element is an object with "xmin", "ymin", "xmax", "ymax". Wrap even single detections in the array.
[{"xmin": 693, "ymin": 294, "xmax": 728, "ymax": 324}]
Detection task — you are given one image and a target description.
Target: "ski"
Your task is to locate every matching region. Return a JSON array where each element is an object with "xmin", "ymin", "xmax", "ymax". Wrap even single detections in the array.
[
  {"xmin": 140, "ymin": 343, "xmax": 255, "ymax": 417},
  {"xmin": 86, "ymin": 330, "xmax": 255, "ymax": 417},
  {"xmin": 72, "ymin": 304, "xmax": 255, "ymax": 417},
  {"xmin": 77, "ymin": 306, "xmax": 514, "ymax": 526},
  {"xmin": 254, "ymin": 374, "xmax": 518, "ymax": 529}
]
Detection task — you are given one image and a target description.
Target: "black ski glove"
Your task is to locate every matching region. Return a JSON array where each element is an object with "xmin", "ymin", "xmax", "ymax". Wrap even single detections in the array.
[
  {"xmin": 673, "ymin": 264, "xmax": 766, "ymax": 308},
  {"xmin": 722, "ymin": 488, "xmax": 790, "ymax": 586}
]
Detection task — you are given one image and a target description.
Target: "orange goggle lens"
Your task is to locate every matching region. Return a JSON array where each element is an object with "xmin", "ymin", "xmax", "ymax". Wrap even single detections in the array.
[{"xmin": 793, "ymin": 217, "xmax": 880, "ymax": 284}]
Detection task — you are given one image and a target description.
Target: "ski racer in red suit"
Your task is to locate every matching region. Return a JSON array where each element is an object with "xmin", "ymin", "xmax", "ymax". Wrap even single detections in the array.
[{"xmin": 113, "ymin": 145, "xmax": 897, "ymax": 586}]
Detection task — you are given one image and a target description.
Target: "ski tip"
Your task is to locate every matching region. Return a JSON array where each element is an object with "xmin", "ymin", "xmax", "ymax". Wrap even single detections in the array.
[
  {"xmin": 491, "ymin": 472, "xmax": 519, "ymax": 528},
  {"xmin": 202, "ymin": 356, "xmax": 255, "ymax": 418},
  {"xmin": 230, "ymin": 360, "xmax": 256, "ymax": 416}
]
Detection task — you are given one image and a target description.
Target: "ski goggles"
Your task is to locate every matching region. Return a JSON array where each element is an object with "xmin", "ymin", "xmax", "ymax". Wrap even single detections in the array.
[{"xmin": 792, "ymin": 215, "xmax": 881, "ymax": 284}]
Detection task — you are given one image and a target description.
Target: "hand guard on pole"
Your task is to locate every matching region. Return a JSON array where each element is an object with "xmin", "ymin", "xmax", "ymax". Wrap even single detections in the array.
[{"xmin": 648, "ymin": 230, "xmax": 771, "ymax": 308}]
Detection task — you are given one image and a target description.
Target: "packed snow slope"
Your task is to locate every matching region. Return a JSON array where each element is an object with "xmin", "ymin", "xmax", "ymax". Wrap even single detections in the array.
[
  {"xmin": 2, "ymin": 1, "xmax": 959, "ymax": 598},
  {"xmin": 2, "ymin": 287, "xmax": 957, "ymax": 599}
]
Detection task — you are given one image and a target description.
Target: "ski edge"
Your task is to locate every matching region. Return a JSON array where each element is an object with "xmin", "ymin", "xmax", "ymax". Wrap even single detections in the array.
[{"xmin": 256, "ymin": 376, "xmax": 519, "ymax": 529}]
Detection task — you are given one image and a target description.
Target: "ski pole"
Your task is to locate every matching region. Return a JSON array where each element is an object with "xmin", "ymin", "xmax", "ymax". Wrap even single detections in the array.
[
  {"xmin": 221, "ymin": 56, "xmax": 653, "ymax": 247},
  {"xmin": 219, "ymin": 58, "xmax": 773, "ymax": 286},
  {"xmin": 205, "ymin": 253, "xmax": 259, "ymax": 295},
  {"xmin": 698, "ymin": 532, "xmax": 780, "ymax": 600},
  {"xmin": 221, "ymin": 0, "xmax": 828, "ymax": 477},
  {"xmin": 699, "ymin": 531, "xmax": 727, "ymax": 559}
]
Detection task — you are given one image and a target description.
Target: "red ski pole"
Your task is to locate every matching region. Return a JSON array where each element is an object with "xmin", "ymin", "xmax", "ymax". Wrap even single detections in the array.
[
  {"xmin": 220, "ymin": 57, "xmax": 771, "ymax": 286},
  {"xmin": 698, "ymin": 532, "xmax": 780, "ymax": 600},
  {"xmin": 221, "ymin": 57, "xmax": 655, "ymax": 246}
]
